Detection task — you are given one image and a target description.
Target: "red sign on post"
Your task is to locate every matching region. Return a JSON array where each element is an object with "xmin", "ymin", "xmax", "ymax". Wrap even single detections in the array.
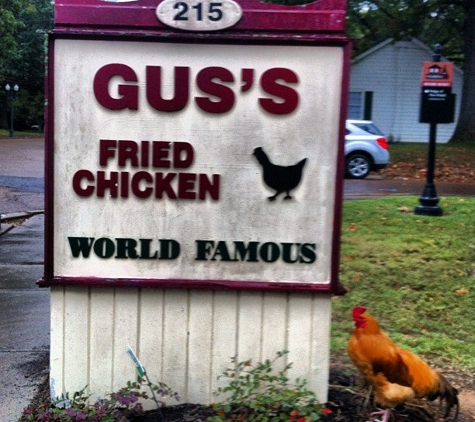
[{"xmin": 421, "ymin": 61, "xmax": 454, "ymax": 88}]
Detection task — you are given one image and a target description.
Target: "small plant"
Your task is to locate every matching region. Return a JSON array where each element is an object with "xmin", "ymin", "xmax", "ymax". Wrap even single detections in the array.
[
  {"xmin": 207, "ymin": 350, "xmax": 332, "ymax": 422},
  {"xmin": 20, "ymin": 376, "xmax": 180, "ymax": 422}
]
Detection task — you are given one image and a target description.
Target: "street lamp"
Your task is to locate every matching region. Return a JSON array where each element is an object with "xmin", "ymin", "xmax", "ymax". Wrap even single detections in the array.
[{"xmin": 5, "ymin": 83, "xmax": 20, "ymax": 138}]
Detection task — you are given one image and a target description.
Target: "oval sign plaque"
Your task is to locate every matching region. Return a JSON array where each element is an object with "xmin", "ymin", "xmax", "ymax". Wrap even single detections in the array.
[{"xmin": 156, "ymin": 0, "xmax": 243, "ymax": 32}]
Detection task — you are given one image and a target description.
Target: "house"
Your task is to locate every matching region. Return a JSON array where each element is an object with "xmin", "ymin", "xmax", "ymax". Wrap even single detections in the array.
[{"xmin": 349, "ymin": 38, "xmax": 463, "ymax": 143}]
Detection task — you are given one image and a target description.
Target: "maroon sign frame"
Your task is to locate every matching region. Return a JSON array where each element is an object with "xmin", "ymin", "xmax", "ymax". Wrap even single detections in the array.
[
  {"xmin": 41, "ymin": 0, "xmax": 350, "ymax": 295},
  {"xmin": 54, "ymin": 0, "xmax": 347, "ymax": 35}
]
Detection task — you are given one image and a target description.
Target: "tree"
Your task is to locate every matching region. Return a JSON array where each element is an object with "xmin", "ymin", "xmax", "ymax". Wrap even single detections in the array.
[
  {"xmin": 0, "ymin": 0, "xmax": 23, "ymax": 81},
  {"xmin": 0, "ymin": 0, "xmax": 23, "ymax": 128},
  {"xmin": 11, "ymin": 0, "xmax": 53, "ymax": 128},
  {"xmin": 347, "ymin": 0, "xmax": 474, "ymax": 143},
  {"xmin": 450, "ymin": 0, "xmax": 475, "ymax": 142},
  {"xmin": 1, "ymin": 0, "xmax": 53, "ymax": 130}
]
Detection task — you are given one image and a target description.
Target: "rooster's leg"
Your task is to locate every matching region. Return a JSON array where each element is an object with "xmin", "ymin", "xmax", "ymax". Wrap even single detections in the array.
[
  {"xmin": 284, "ymin": 191, "xmax": 292, "ymax": 200},
  {"xmin": 368, "ymin": 408, "xmax": 391, "ymax": 422}
]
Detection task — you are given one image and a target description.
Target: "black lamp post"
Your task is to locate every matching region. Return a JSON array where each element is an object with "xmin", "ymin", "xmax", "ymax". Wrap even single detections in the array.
[
  {"xmin": 414, "ymin": 45, "xmax": 443, "ymax": 217},
  {"xmin": 5, "ymin": 83, "xmax": 20, "ymax": 138}
]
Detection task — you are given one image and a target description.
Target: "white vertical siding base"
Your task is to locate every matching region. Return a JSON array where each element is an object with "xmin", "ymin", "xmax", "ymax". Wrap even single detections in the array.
[{"xmin": 50, "ymin": 287, "xmax": 332, "ymax": 407}]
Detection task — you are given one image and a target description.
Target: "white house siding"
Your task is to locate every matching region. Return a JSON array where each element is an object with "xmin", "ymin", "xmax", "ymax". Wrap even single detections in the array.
[
  {"xmin": 350, "ymin": 39, "xmax": 463, "ymax": 143},
  {"xmin": 50, "ymin": 286, "xmax": 332, "ymax": 407}
]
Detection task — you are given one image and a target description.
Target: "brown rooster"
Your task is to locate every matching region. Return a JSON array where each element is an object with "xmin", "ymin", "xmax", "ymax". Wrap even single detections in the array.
[
  {"xmin": 253, "ymin": 147, "xmax": 307, "ymax": 201},
  {"xmin": 347, "ymin": 306, "xmax": 459, "ymax": 422}
]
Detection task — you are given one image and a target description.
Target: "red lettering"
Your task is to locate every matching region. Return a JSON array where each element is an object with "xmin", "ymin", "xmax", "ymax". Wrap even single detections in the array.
[
  {"xmin": 97, "ymin": 171, "xmax": 118, "ymax": 197},
  {"xmin": 152, "ymin": 142, "xmax": 171, "ymax": 168},
  {"xmin": 195, "ymin": 67, "xmax": 235, "ymax": 113},
  {"xmin": 173, "ymin": 142, "xmax": 194, "ymax": 168},
  {"xmin": 93, "ymin": 64, "xmax": 138, "ymax": 110},
  {"xmin": 131, "ymin": 171, "xmax": 153, "ymax": 198},
  {"xmin": 72, "ymin": 170, "xmax": 95, "ymax": 197},
  {"xmin": 94, "ymin": 64, "xmax": 300, "ymax": 115},
  {"xmin": 99, "ymin": 139, "xmax": 117, "ymax": 166},
  {"xmin": 178, "ymin": 173, "xmax": 197, "ymax": 199},
  {"xmin": 146, "ymin": 66, "xmax": 190, "ymax": 112},
  {"xmin": 141, "ymin": 141, "xmax": 150, "ymax": 167},
  {"xmin": 118, "ymin": 140, "xmax": 139, "ymax": 167},
  {"xmin": 259, "ymin": 68, "xmax": 299, "ymax": 115},
  {"xmin": 120, "ymin": 172, "xmax": 129, "ymax": 197},
  {"xmin": 72, "ymin": 170, "xmax": 220, "ymax": 200},
  {"xmin": 199, "ymin": 174, "xmax": 220, "ymax": 200},
  {"xmin": 155, "ymin": 173, "xmax": 177, "ymax": 199}
]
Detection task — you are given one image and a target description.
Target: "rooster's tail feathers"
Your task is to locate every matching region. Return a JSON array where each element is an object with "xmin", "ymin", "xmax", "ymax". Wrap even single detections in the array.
[{"xmin": 430, "ymin": 374, "xmax": 459, "ymax": 420}]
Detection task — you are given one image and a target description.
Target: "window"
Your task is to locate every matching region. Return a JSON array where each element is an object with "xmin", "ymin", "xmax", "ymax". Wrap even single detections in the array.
[
  {"xmin": 348, "ymin": 92, "xmax": 362, "ymax": 119},
  {"xmin": 348, "ymin": 91, "xmax": 374, "ymax": 120}
]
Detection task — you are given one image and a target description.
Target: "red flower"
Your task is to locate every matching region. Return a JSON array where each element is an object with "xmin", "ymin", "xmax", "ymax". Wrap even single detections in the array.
[
  {"xmin": 297, "ymin": 418, "xmax": 306, "ymax": 422},
  {"xmin": 322, "ymin": 408, "xmax": 332, "ymax": 414}
]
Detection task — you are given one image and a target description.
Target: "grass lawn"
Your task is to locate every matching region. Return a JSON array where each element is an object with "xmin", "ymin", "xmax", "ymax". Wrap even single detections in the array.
[
  {"xmin": 0, "ymin": 129, "xmax": 43, "ymax": 138},
  {"xmin": 332, "ymin": 196, "xmax": 475, "ymax": 370},
  {"xmin": 387, "ymin": 141, "xmax": 475, "ymax": 165}
]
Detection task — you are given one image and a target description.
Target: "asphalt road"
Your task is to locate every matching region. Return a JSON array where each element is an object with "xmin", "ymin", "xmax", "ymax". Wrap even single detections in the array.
[{"xmin": 0, "ymin": 137, "xmax": 44, "ymax": 214}]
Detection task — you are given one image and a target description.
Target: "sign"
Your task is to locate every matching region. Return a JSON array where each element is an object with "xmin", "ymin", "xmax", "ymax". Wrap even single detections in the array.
[
  {"xmin": 47, "ymin": 39, "xmax": 344, "ymax": 291},
  {"xmin": 126, "ymin": 346, "xmax": 146, "ymax": 377},
  {"xmin": 419, "ymin": 61, "xmax": 455, "ymax": 124},
  {"xmin": 421, "ymin": 61, "xmax": 454, "ymax": 88},
  {"xmin": 156, "ymin": 0, "xmax": 243, "ymax": 31},
  {"xmin": 43, "ymin": 0, "xmax": 349, "ymax": 407},
  {"xmin": 42, "ymin": 0, "xmax": 349, "ymax": 294}
]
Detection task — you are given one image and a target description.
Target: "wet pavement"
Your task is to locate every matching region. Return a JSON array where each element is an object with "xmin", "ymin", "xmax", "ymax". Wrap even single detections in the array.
[
  {"xmin": 0, "ymin": 137, "xmax": 48, "ymax": 422},
  {"xmin": 0, "ymin": 137, "xmax": 474, "ymax": 420},
  {"xmin": 0, "ymin": 214, "xmax": 49, "ymax": 422},
  {"xmin": 344, "ymin": 177, "xmax": 475, "ymax": 199}
]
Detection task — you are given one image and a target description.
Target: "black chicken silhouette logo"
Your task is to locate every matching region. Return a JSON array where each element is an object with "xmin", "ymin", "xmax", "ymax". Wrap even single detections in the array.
[{"xmin": 253, "ymin": 147, "xmax": 307, "ymax": 201}]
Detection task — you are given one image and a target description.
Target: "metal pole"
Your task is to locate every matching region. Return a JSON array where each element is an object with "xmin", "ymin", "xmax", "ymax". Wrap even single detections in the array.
[
  {"xmin": 414, "ymin": 121, "xmax": 442, "ymax": 215},
  {"xmin": 414, "ymin": 44, "xmax": 443, "ymax": 216},
  {"xmin": 9, "ymin": 98, "xmax": 15, "ymax": 138},
  {"xmin": 5, "ymin": 84, "xmax": 18, "ymax": 138}
]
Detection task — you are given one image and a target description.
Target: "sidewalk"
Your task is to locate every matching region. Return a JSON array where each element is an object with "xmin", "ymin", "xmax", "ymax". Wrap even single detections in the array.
[{"xmin": 0, "ymin": 214, "xmax": 49, "ymax": 422}]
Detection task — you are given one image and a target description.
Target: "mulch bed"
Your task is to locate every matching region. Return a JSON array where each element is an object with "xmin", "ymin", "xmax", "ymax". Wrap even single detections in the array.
[
  {"xmin": 127, "ymin": 366, "xmax": 464, "ymax": 422},
  {"xmin": 379, "ymin": 159, "xmax": 474, "ymax": 184},
  {"xmin": 27, "ymin": 364, "xmax": 470, "ymax": 422}
]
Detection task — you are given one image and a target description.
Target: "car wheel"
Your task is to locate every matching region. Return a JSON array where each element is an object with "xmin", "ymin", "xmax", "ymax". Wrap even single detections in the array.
[{"xmin": 346, "ymin": 153, "xmax": 372, "ymax": 179}]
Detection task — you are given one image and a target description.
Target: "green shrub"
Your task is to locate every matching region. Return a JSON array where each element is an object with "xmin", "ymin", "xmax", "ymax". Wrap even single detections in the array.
[{"xmin": 207, "ymin": 351, "xmax": 332, "ymax": 422}]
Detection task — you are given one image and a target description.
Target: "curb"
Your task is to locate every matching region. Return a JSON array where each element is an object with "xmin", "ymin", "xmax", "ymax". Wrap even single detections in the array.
[{"xmin": 0, "ymin": 210, "xmax": 44, "ymax": 236}]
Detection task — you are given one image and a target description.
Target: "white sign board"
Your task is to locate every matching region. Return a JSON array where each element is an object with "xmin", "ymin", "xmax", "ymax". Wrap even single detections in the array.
[{"xmin": 51, "ymin": 39, "xmax": 343, "ymax": 289}]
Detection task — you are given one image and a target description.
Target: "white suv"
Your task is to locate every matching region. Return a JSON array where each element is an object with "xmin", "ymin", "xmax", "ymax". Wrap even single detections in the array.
[{"xmin": 345, "ymin": 120, "xmax": 390, "ymax": 179}]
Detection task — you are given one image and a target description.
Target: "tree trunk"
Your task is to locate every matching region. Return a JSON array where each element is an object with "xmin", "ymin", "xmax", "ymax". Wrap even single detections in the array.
[{"xmin": 450, "ymin": 0, "xmax": 475, "ymax": 142}]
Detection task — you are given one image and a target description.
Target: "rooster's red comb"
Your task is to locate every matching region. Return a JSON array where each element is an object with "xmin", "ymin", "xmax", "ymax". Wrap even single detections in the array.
[{"xmin": 352, "ymin": 307, "xmax": 367, "ymax": 318}]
